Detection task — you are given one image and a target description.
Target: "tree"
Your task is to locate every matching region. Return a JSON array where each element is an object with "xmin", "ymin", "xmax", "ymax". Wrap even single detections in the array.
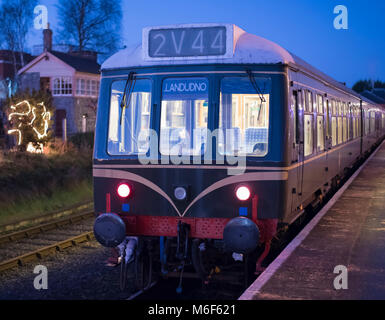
[
  {"xmin": 56, "ymin": 0, "xmax": 122, "ymax": 54},
  {"xmin": 0, "ymin": 0, "xmax": 37, "ymax": 71}
]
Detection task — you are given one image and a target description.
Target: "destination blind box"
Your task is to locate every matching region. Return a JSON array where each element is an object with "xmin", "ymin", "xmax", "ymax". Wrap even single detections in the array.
[{"xmin": 142, "ymin": 23, "xmax": 244, "ymax": 60}]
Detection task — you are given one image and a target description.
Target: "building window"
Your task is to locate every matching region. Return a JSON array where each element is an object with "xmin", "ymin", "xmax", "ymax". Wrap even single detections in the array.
[
  {"xmin": 52, "ymin": 77, "xmax": 72, "ymax": 95},
  {"xmin": 76, "ymin": 78, "xmax": 99, "ymax": 97}
]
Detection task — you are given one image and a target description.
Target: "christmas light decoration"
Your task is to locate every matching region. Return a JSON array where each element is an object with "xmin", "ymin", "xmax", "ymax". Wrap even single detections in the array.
[{"xmin": 7, "ymin": 100, "xmax": 51, "ymax": 151}]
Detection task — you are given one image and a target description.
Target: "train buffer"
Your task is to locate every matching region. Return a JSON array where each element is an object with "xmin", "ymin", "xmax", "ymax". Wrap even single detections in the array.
[{"xmin": 240, "ymin": 141, "xmax": 385, "ymax": 300}]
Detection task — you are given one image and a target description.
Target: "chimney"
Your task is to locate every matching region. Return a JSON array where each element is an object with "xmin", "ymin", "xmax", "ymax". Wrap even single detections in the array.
[{"xmin": 43, "ymin": 23, "xmax": 53, "ymax": 52}]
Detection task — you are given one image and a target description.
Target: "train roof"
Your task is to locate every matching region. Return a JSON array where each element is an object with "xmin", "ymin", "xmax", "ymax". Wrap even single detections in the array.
[
  {"xmin": 102, "ymin": 24, "xmax": 295, "ymax": 69},
  {"xmin": 101, "ymin": 23, "xmax": 382, "ymax": 107}
]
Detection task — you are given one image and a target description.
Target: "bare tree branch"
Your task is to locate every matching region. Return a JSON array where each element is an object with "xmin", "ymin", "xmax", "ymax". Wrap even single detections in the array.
[{"xmin": 56, "ymin": 0, "xmax": 122, "ymax": 53}]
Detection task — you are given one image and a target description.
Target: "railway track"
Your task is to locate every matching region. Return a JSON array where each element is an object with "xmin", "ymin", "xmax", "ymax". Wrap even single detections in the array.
[{"xmin": 0, "ymin": 211, "xmax": 95, "ymax": 272}]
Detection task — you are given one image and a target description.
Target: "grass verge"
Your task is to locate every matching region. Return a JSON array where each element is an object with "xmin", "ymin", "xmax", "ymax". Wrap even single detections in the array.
[{"xmin": 0, "ymin": 179, "xmax": 93, "ymax": 226}]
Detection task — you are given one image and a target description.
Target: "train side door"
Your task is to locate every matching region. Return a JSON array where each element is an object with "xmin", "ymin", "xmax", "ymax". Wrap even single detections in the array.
[{"xmin": 292, "ymin": 90, "xmax": 304, "ymax": 197}]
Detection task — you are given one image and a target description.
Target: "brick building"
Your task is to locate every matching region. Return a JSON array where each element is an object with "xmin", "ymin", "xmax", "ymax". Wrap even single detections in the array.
[{"xmin": 17, "ymin": 27, "xmax": 101, "ymax": 137}]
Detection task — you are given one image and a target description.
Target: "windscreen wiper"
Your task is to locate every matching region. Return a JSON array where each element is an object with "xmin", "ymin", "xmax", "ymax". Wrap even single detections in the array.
[
  {"xmin": 120, "ymin": 71, "xmax": 136, "ymax": 125},
  {"xmin": 246, "ymin": 69, "xmax": 266, "ymax": 104}
]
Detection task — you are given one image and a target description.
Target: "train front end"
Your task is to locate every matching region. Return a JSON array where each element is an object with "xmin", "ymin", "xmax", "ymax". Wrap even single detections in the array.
[{"xmin": 92, "ymin": 24, "xmax": 290, "ymax": 287}]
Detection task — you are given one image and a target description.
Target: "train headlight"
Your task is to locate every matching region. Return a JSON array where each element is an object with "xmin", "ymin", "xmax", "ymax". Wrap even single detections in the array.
[
  {"xmin": 236, "ymin": 186, "xmax": 251, "ymax": 201},
  {"xmin": 117, "ymin": 183, "xmax": 131, "ymax": 198},
  {"xmin": 174, "ymin": 187, "xmax": 187, "ymax": 201}
]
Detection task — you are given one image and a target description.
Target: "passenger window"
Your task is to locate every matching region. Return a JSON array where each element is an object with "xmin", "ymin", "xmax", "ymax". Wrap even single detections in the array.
[
  {"xmin": 325, "ymin": 100, "xmax": 331, "ymax": 138},
  {"xmin": 352, "ymin": 106, "xmax": 357, "ymax": 138},
  {"xmin": 306, "ymin": 91, "xmax": 313, "ymax": 112},
  {"xmin": 160, "ymin": 77, "xmax": 208, "ymax": 156},
  {"xmin": 108, "ymin": 79, "xmax": 152, "ymax": 155},
  {"xmin": 337, "ymin": 101, "xmax": 343, "ymax": 144},
  {"xmin": 316, "ymin": 95, "xmax": 324, "ymax": 152},
  {"xmin": 304, "ymin": 114, "xmax": 313, "ymax": 156},
  {"xmin": 365, "ymin": 110, "xmax": 370, "ymax": 135},
  {"xmin": 370, "ymin": 111, "xmax": 375, "ymax": 133},
  {"xmin": 218, "ymin": 76, "xmax": 271, "ymax": 156},
  {"xmin": 331, "ymin": 100, "xmax": 337, "ymax": 146},
  {"xmin": 317, "ymin": 95, "xmax": 323, "ymax": 113},
  {"xmin": 342, "ymin": 102, "xmax": 347, "ymax": 142},
  {"xmin": 317, "ymin": 115, "xmax": 324, "ymax": 152}
]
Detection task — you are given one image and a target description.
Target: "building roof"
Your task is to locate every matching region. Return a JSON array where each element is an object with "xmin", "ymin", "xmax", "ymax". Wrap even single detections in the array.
[
  {"xmin": 18, "ymin": 50, "xmax": 100, "ymax": 76},
  {"xmin": 50, "ymin": 51, "xmax": 100, "ymax": 74}
]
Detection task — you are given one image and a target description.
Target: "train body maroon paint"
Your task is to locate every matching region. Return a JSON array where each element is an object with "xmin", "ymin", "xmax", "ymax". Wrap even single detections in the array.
[{"xmin": 92, "ymin": 24, "xmax": 385, "ymax": 289}]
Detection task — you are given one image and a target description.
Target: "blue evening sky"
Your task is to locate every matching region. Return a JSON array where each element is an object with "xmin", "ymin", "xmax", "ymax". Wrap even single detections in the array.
[{"xmin": 7, "ymin": 0, "xmax": 385, "ymax": 87}]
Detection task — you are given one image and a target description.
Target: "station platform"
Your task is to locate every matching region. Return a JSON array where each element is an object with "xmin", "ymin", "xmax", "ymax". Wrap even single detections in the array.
[{"xmin": 240, "ymin": 141, "xmax": 385, "ymax": 300}]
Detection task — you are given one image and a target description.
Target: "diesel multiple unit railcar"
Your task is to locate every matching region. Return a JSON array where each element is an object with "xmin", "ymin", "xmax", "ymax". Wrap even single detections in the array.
[{"xmin": 93, "ymin": 24, "xmax": 385, "ymax": 290}]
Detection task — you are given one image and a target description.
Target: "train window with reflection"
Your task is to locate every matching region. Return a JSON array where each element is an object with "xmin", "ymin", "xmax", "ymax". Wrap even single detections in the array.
[
  {"xmin": 107, "ymin": 79, "xmax": 152, "ymax": 155},
  {"xmin": 331, "ymin": 100, "xmax": 337, "ymax": 146},
  {"xmin": 342, "ymin": 102, "xmax": 347, "ymax": 142},
  {"xmin": 316, "ymin": 95, "xmax": 323, "ymax": 114},
  {"xmin": 305, "ymin": 91, "xmax": 313, "ymax": 112},
  {"xmin": 370, "ymin": 111, "xmax": 376, "ymax": 133},
  {"xmin": 304, "ymin": 114, "xmax": 313, "ymax": 156},
  {"xmin": 381, "ymin": 114, "xmax": 385, "ymax": 129},
  {"xmin": 303, "ymin": 91, "xmax": 314, "ymax": 156},
  {"xmin": 218, "ymin": 77, "xmax": 271, "ymax": 156},
  {"xmin": 337, "ymin": 101, "xmax": 343, "ymax": 144},
  {"xmin": 317, "ymin": 115, "xmax": 324, "ymax": 152},
  {"xmin": 160, "ymin": 77, "xmax": 208, "ymax": 156},
  {"xmin": 364, "ymin": 110, "xmax": 369, "ymax": 135}
]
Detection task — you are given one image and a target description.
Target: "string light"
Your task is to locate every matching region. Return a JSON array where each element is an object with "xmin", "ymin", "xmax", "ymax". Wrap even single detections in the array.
[
  {"xmin": 31, "ymin": 103, "xmax": 51, "ymax": 139},
  {"xmin": 7, "ymin": 100, "xmax": 51, "ymax": 151},
  {"xmin": 26, "ymin": 142, "xmax": 43, "ymax": 154}
]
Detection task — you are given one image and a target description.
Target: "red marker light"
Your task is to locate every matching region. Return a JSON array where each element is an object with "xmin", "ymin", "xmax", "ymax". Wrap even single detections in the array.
[
  {"xmin": 117, "ymin": 183, "xmax": 131, "ymax": 198},
  {"xmin": 236, "ymin": 186, "xmax": 251, "ymax": 201}
]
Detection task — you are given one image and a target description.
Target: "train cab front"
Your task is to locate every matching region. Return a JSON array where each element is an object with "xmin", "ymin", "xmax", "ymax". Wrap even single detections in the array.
[{"xmin": 92, "ymin": 24, "xmax": 289, "ymax": 287}]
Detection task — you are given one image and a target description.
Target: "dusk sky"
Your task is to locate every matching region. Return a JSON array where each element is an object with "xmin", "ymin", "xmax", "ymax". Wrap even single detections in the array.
[{"xmin": 9, "ymin": 0, "xmax": 385, "ymax": 87}]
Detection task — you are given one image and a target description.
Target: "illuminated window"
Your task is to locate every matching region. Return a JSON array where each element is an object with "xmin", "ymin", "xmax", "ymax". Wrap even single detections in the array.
[
  {"xmin": 332, "ymin": 116, "xmax": 337, "ymax": 146},
  {"xmin": 304, "ymin": 114, "xmax": 313, "ymax": 156},
  {"xmin": 52, "ymin": 77, "xmax": 72, "ymax": 96},
  {"xmin": 76, "ymin": 78, "xmax": 99, "ymax": 97},
  {"xmin": 364, "ymin": 110, "xmax": 370, "ymax": 135},
  {"xmin": 305, "ymin": 91, "xmax": 313, "ymax": 112},
  {"xmin": 107, "ymin": 79, "xmax": 152, "ymax": 155},
  {"xmin": 219, "ymin": 77, "xmax": 271, "ymax": 156},
  {"xmin": 336, "ymin": 101, "xmax": 342, "ymax": 144},
  {"xmin": 317, "ymin": 94, "xmax": 323, "ymax": 114},
  {"xmin": 317, "ymin": 115, "xmax": 324, "ymax": 152},
  {"xmin": 160, "ymin": 77, "xmax": 209, "ymax": 156},
  {"xmin": 342, "ymin": 102, "xmax": 347, "ymax": 142},
  {"xmin": 370, "ymin": 111, "xmax": 376, "ymax": 133}
]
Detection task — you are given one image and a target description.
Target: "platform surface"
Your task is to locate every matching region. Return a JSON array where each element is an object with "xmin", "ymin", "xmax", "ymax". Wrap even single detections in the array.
[{"xmin": 241, "ymin": 143, "xmax": 385, "ymax": 300}]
